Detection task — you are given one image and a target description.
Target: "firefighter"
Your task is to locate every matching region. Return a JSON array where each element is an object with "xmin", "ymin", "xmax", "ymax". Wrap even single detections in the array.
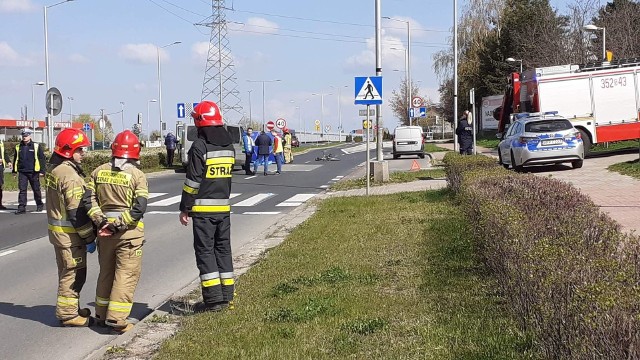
[
  {"xmin": 84, "ymin": 130, "xmax": 148, "ymax": 333},
  {"xmin": 45, "ymin": 128, "xmax": 96, "ymax": 327},
  {"xmin": 456, "ymin": 110, "xmax": 474, "ymax": 155},
  {"xmin": 283, "ymin": 127, "xmax": 293, "ymax": 164},
  {"xmin": 179, "ymin": 100, "xmax": 235, "ymax": 312}
]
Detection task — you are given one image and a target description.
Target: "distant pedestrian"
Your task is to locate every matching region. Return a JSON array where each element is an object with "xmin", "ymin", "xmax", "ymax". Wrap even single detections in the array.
[
  {"xmin": 12, "ymin": 128, "xmax": 46, "ymax": 214},
  {"xmin": 242, "ymin": 128, "xmax": 255, "ymax": 175},
  {"xmin": 253, "ymin": 130, "xmax": 272, "ymax": 176},
  {"xmin": 283, "ymin": 128, "xmax": 293, "ymax": 164},
  {"xmin": 456, "ymin": 110, "xmax": 473, "ymax": 155},
  {"xmin": 0, "ymin": 139, "xmax": 10, "ymax": 210},
  {"xmin": 271, "ymin": 129, "xmax": 283, "ymax": 175},
  {"xmin": 164, "ymin": 131, "xmax": 179, "ymax": 167}
]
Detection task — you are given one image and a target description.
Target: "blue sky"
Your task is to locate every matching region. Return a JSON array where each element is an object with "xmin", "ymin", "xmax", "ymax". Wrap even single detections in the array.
[{"xmin": 0, "ymin": 0, "xmax": 588, "ymax": 134}]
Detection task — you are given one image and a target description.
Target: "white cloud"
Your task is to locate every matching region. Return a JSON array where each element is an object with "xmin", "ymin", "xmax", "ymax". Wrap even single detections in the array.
[
  {"xmin": 0, "ymin": 41, "xmax": 33, "ymax": 66},
  {"xmin": 345, "ymin": 32, "xmax": 406, "ymax": 71},
  {"xmin": 133, "ymin": 83, "xmax": 148, "ymax": 92},
  {"xmin": 229, "ymin": 17, "xmax": 279, "ymax": 36},
  {"xmin": 0, "ymin": 0, "xmax": 36, "ymax": 13},
  {"xmin": 69, "ymin": 53, "xmax": 89, "ymax": 64},
  {"xmin": 119, "ymin": 43, "xmax": 168, "ymax": 65},
  {"xmin": 382, "ymin": 16, "xmax": 426, "ymax": 39},
  {"xmin": 191, "ymin": 41, "xmax": 211, "ymax": 61}
]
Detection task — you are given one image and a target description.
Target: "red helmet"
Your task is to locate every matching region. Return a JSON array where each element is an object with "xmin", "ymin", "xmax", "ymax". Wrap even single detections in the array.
[
  {"xmin": 191, "ymin": 100, "xmax": 223, "ymax": 127},
  {"xmin": 54, "ymin": 128, "xmax": 90, "ymax": 158},
  {"xmin": 283, "ymin": 127, "xmax": 289, "ymax": 133},
  {"xmin": 111, "ymin": 130, "xmax": 141, "ymax": 160}
]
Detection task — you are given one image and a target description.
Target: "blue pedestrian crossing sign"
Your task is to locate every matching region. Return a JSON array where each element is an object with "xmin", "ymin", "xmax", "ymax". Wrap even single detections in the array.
[
  {"xmin": 177, "ymin": 103, "xmax": 186, "ymax": 118},
  {"xmin": 354, "ymin": 76, "xmax": 383, "ymax": 105},
  {"xmin": 83, "ymin": 123, "xmax": 91, "ymax": 132}
]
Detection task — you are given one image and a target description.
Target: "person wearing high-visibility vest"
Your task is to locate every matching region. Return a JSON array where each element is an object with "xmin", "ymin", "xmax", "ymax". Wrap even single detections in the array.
[
  {"xmin": 283, "ymin": 127, "xmax": 293, "ymax": 164},
  {"xmin": 45, "ymin": 128, "xmax": 96, "ymax": 327},
  {"xmin": 84, "ymin": 130, "xmax": 148, "ymax": 334},
  {"xmin": 271, "ymin": 129, "xmax": 284, "ymax": 175},
  {"xmin": 0, "ymin": 139, "xmax": 12, "ymax": 210},
  {"xmin": 179, "ymin": 100, "xmax": 236, "ymax": 313},
  {"xmin": 12, "ymin": 128, "xmax": 46, "ymax": 214}
]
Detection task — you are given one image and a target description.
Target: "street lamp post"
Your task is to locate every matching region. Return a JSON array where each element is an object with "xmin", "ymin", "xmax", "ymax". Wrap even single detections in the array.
[
  {"xmin": 312, "ymin": 92, "xmax": 332, "ymax": 140},
  {"xmin": 44, "ymin": 0, "xmax": 74, "ymax": 149},
  {"xmin": 583, "ymin": 24, "xmax": 606, "ymax": 60},
  {"xmin": 156, "ymin": 41, "xmax": 181, "ymax": 138},
  {"xmin": 247, "ymin": 90, "xmax": 253, "ymax": 125},
  {"xmin": 147, "ymin": 99, "xmax": 157, "ymax": 141},
  {"xmin": 385, "ymin": 17, "xmax": 412, "ymax": 126},
  {"xmin": 31, "ymin": 81, "xmax": 45, "ymax": 131},
  {"xmin": 247, "ymin": 79, "xmax": 281, "ymax": 131},
  {"xmin": 67, "ymin": 96, "xmax": 74, "ymax": 122},
  {"xmin": 454, "ymin": 0, "xmax": 459, "ymax": 152},
  {"xmin": 506, "ymin": 57, "xmax": 523, "ymax": 73},
  {"xmin": 390, "ymin": 46, "xmax": 410, "ymax": 124},
  {"xmin": 120, "ymin": 101, "xmax": 125, "ymax": 131},
  {"xmin": 330, "ymin": 85, "xmax": 348, "ymax": 141}
]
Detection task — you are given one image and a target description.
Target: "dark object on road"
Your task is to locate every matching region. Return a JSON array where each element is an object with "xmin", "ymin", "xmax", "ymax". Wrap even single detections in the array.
[
  {"xmin": 315, "ymin": 151, "xmax": 340, "ymax": 161},
  {"xmin": 290, "ymin": 135, "xmax": 300, "ymax": 147}
]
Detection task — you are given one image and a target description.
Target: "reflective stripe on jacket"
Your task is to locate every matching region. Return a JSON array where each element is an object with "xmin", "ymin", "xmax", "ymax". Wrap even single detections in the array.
[{"xmin": 15, "ymin": 142, "xmax": 41, "ymax": 172}]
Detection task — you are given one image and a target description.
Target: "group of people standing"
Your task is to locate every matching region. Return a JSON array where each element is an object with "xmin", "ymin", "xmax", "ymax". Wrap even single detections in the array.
[
  {"xmin": 242, "ymin": 127, "xmax": 293, "ymax": 176},
  {"xmin": 4, "ymin": 99, "xmax": 236, "ymax": 334}
]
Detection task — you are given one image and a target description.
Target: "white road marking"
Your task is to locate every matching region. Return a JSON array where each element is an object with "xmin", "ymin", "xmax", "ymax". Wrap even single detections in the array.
[
  {"xmin": 148, "ymin": 195, "xmax": 181, "ymax": 207},
  {"xmin": 242, "ymin": 212, "xmax": 281, "ymax": 215},
  {"xmin": 148, "ymin": 192, "xmax": 167, "ymax": 199},
  {"xmin": 147, "ymin": 211, "xmax": 234, "ymax": 215},
  {"xmin": 331, "ymin": 178, "xmax": 341, "ymax": 181},
  {"xmin": 230, "ymin": 193, "xmax": 241, "ymax": 199},
  {"xmin": 276, "ymin": 193, "xmax": 316, "ymax": 207},
  {"xmin": 233, "ymin": 193, "xmax": 275, "ymax": 207},
  {"xmin": 304, "ymin": 161, "xmax": 310, "ymax": 164},
  {"xmin": 336, "ymin": 175, "xmax": 344, "ymax": 179},
  {"xmin": 319, "ymin": 185, "xmax": 329, "ymax": 189},
  {"xmin": 245, "ymin": 175, "xmax": 257, "ymax": 180},
  {"xmin": 0, "ymin": 250, "xmax": 17, "ymax": 257}
]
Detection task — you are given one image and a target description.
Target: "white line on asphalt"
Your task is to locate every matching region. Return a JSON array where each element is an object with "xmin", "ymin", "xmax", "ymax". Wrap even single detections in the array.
[
  {"xmin": 230, "ymin": 193, "xmax": 241, "ymax": 198},
  {"xmin": 331, "ymin": 178, "xmax": 341, "ymax": 181},
  {"xmin": 245, "ymin": 175, "xmax": 257, "ymax": 180},
  {"xmin": 276, "ymin": 202, "xmax": 302, "ymax": 207},
  {"xmin": 148, "ymin": 195, "xmax": 181, "ymax": 207},
  {"xmin": 233, "ymin": 193, "xmax": 275, "ymax": 207},
  {"xmin": 147, "ymin": 211, "xmax": 234, "ymax": 215},
  {"xmin": 304, "ymin": 161, "xmax": 310, "ymax": 164},
  {"xmin": 148, "ymin": 192, "xmax": 167, "ymax": 199},
  {"xmin": 336, "ymin": 175, "xmax": 344, "ymax": 179},
  {"xmin": 242, "ymin": 212, "xmax": 281, "ymax": 215},
  {"xmin": 319, "ymin": 185, "xmax": 329, "ymax": 188},
  {"xmin": 284, "ymin": 194, "xmax": 316, "ymax": 203},
  {"xmin": 0, "ymin": 250, "xmax": 17, "ymax": 257}
]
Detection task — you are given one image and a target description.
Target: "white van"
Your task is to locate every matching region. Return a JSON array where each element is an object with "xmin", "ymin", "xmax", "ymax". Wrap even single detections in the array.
[
  {"xmin": 392, "ymin": 126, "xmax": 425, "ymax": 159},
  {"xmin": 176, "ymin": 124, "xmax": 246, "ymax": 169}
]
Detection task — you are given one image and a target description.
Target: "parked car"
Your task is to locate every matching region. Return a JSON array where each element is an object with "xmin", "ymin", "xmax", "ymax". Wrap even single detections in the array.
[
  {"xmin": 392, "ymin": 125, "xmax": 425, "ymax": 159},
  {"xmin": 290, "ymin": 135, "xmax": 300, "ymax": 147},
  {"xmin": 497, "ymin": 112, "xmax": 584, "ymax": 171}
]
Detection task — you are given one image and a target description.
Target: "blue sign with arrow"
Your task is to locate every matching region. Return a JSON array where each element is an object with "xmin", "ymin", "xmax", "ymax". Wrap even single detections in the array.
[{"xmin": 177, "ymin": 103, "xmax": 185, "ymax": 118}]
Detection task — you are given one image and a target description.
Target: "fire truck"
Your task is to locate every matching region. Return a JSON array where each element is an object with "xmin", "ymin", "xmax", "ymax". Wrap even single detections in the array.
[{"xmin": 496, "ymin": 58, "xmax": 640, "ymax": 155}]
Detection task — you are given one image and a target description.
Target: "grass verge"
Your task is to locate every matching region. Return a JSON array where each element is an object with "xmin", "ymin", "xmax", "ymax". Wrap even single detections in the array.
[
  {"xmin": 424, "ymin": 143, "xmax": 450, "ymax": 152},
  {"xmin": 592, "ymin": 140, "xmax": 640, "ymax": 154},
  {"xmin": 608, "ymin": 158, "xmax": 640, "ymax": 179},
  {"xmin": 155, "ymin": 190, "xmax": 535, "ymax": 359},
  {"xmin": 330, "ymin": 169, "xmax": 446, "ymax": 192}
]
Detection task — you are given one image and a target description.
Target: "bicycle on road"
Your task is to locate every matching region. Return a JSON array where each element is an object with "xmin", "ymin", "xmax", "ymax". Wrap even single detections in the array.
[{"xmin": 315, "ymin": 150, "xmax": 341, "ymax": 161}]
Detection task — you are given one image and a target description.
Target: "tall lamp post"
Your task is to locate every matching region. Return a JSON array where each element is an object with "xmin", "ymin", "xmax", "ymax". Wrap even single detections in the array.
[
  {"xmin": 385, "ymin": 17, "xmax": 412, "ymax": 125},
  {"xmin": 147, "ymin": 99, "xmax": 157, "ymax": 141},
  {"xmin": 311, "ymin": 92, "xmax": 332, "ymax": 138},
  {"xmin": 156, "ymin": 41, "xmax": 181, "ymax": 138},
  {"xmin": 330, "ymin": 85, "xmax": 348, "ymax": 141},
  {"xmin": 247, "ymin": 90, "xmax": 253, "ymax": 125},
  {"xmin": 32, "ymin": 81, "xmax": 45, "ymax": 131},
  {"xmin": 120, "ymin": 101, "xmax": 125, "ymax": 131},
  {"xmin": 506, "ymin": 57, "xmax": 523, "ymax": 73},
  {"xmin": 67, "ymin": 96, "xmax": 74, "ymax": 122},
  {"xmin": 583, "ymin": 24, "xmax": 606, "ymax": 60},
  {"xmin": 390, "ymin": 46, "xmax": 410, "ymax": 123},
  {"xmin": 44, "ymin": 0, "xmax": 74, "ymax": 149},
  {"xmin": 247, "ymin": 79, "xmax": 281, "ymax": 130}
]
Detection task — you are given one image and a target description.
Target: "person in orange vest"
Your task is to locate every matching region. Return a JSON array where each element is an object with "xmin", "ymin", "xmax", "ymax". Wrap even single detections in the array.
[{"xmin": 271, "ymin": 129, "xmax": 284, "ymax": 175}]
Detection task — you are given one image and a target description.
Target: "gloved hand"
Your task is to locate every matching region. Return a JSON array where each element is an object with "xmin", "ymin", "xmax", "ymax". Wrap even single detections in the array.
[
  {"xmin": 113, "ymin": 217, "xmax": 128, "ymax": 233},
  {"xmin": 86, "ymin": 241, "xmax": 96, "ymax": 254}
]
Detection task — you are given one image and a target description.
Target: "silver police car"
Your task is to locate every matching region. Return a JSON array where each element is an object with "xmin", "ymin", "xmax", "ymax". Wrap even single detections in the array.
[{"xmin": 498, "ymin": 112, "xmax": 584, "ymax": 171}]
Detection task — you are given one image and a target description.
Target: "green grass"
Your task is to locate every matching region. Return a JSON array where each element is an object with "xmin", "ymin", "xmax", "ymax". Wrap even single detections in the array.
[
  {"xmin": 608, "ymin": 159, "xmax": 640, "ymax": 179},
  {"xmin": 592, "ymin": 140, "xmax": 640, "ymax": 154},
  {"xmin": 330, "ymin": 169, "xmax": 446, "ymax": 192},
  {"xmin": 155, "ymin": 190, "xmax": 535, "ymax": 360},
  {"xmin": 424, "ymin": 143, "xmax": 449, "ymax": 152}
]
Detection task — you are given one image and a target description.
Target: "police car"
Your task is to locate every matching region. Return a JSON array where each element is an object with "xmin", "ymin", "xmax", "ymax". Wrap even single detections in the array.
[{"xmin": 497, "ymin": 112, "xmax": 584, "ymax": 171}]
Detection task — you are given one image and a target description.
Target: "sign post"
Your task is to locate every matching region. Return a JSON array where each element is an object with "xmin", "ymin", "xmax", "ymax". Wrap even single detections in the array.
[
  {"xmin": 366, "ymin": 105, "xmax": 371, "ymax": 196},
  {"xmin": 470, "ymin": 88, "xmax": 476, "ymax": 155},
  {"xmin": 355, "ymin": 76, "xmax": 383, "ymax": 193}
]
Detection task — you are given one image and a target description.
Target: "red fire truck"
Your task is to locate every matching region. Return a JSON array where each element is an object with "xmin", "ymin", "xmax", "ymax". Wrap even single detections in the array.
[{"xmin": 496, "ymin": 58, "xmax": 640, "ymax": 155}]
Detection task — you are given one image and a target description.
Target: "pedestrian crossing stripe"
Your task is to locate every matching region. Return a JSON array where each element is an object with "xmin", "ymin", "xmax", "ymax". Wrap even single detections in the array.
[{"xmin": 354, "ymin": 76, "xmax": 383, "ymax": 105}]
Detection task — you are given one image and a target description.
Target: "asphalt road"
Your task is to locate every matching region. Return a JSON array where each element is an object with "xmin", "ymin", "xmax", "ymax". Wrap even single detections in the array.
[{"xmin": 0, "ymin": 144, "xmax": 374, "ymax": 360}]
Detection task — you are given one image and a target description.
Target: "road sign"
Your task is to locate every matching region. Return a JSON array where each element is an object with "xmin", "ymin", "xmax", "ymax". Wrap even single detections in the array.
[
  {"xmin": 409, "ymin": 107, "xmax": 428, "ymax": 118},
  {"xmin": 177, "ymin": 103, "xmax": 185, "ymax": 118},
  {"xmin": 411, "ymin": 96, "xmax": 424, "ymax": 108},
  {"xmin": 98, "ymin": 118, "xmax": 105, "ymax": 130},
  {"xmin": 315, "ymin": 124, "xmax": 321, "ymax": 131},
  {"xmin": 45, "ymin": 87, "xmax": 63, "ymax": 116},
  {"xmin": 266, "ymin": 120, "xmax": 275, "ymax": 131},
  {"xmin": 325, "ymin": 124, "xmax": 331, "ymax": 132},
  {"xmin": 418, "ymin": 107, "xmax": 427, "ymax": 117},
  {"xmin": 354, "ymin": 76, "xmax": 383, "ymax": 105},
  {"xmin": 408, "ymin": 108, "xmax": 415, "ymax": 118},
  {"xmin": 362, "ymin": 120, "xmax": 372, "ymax": 129},
  {"xmin": 314, "ymin": 119, "xmax": 321, "ymax": 126},
  {"xmin": 359, "ymin": 108, "xmax": 376, "ymax": 117},
  {"xmin": 276, "ymin": 118, "xmax": 287, "ymax": 129},
  {"xmin": 82, "ymin": 123, "xmax": 91, "ymax": 132}
]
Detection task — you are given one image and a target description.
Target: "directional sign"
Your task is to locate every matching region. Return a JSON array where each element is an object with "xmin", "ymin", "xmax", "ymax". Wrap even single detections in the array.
[
  {"xmin": 276, "ymin": 118, "xmax": 286, "ymax": 129},
  {"xmin": 82, "ymin": 123, "xmax": 91, "ymax": 132},
  {"xmin": 411, "ymin": 96, "xmax": 424, "ymax": 108},
  {"xmin": 177, "ymin": 103, "xmax": 185, "ymax": 118},
  {"xmin": 325, "ymin": 124, "xmax": 331, "ymax": 132},
  {"xmin": 354, "ymin": 76, "xmax": 383, "ymax": 105},
  {"xmin": 418, "ymin": 107, "xmax": 427, "ymax": 117},
  {"xmin": 362, "ymin": 120, "xmax": 372, "ymax": 129},
  {"xmin": 266, "ymin": 120, "xmax": 275, "ymax": 131},
  {"xmin": 408, "ymin": 108, "xmax": 415, "ymax": 118},
  {"xmin": 315, "ymin": 124, "xmax": 321, "ymax": 132},
  {"xmin": 409, "ymin": 107, "xmax": 428, "ymax": 118},
  {"xmin": 359, "ymin": 108, "xmax": 376, "ymax": 117},
  {"xmin": 314, "ymin": 119, "xmax": 321, "ymax": 126}
]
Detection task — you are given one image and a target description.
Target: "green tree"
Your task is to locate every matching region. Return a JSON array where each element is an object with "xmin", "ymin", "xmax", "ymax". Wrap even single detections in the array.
[
  {"xmin": 591, "ymin": 0, "xmax": 640, "ymax": 60},
  {"xmin": 74, "ymin": 113, "xmax": 113, "ymax": 142}
]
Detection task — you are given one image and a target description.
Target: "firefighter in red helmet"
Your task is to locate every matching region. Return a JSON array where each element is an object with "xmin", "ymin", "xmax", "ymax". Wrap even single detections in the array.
[
  {"xmin": 83, "ymin": 130, "xmax": 148, "ymax": 333},
  {"xmin": 45, "ymin": 128, "xmax": 95, "ymax": 326},
  {"xmin": 179, "ymin": 100, "xmax": 236, "ymax": 312}
]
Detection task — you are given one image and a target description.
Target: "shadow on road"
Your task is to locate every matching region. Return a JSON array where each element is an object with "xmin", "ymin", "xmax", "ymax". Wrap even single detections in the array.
[{"xmin": 0, "ymin": 302, "xmax": 59, "ymax": 327}]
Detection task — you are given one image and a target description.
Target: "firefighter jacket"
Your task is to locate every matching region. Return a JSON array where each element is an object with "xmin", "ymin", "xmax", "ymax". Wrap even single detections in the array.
[
  {"xmin": 180, "ymin": 138, "xmax": 234, "ymax": 217},
  {"xmin": 273, "ymin": 135, "xmax": 283, "ymax": 154},
  {"xmin": 284, "ymin": 133, "xmax": 292, "ymax": 149},
  {"xmin": 13, "ymin": 141, "xmax": 45, "ymax": 174},
  {"xmin": 85, "ymin": 162, "xmax": 149, "ymax": 240},
  {"xmin": 45, "ymin": 157, "xmax": 95, "ymax": 248}
]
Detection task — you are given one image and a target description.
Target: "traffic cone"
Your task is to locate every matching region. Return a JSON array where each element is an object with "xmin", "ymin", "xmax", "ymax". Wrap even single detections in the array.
[{"xmin": 410, "ymin": 159, "xmax": 421, "ymax": 171}]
